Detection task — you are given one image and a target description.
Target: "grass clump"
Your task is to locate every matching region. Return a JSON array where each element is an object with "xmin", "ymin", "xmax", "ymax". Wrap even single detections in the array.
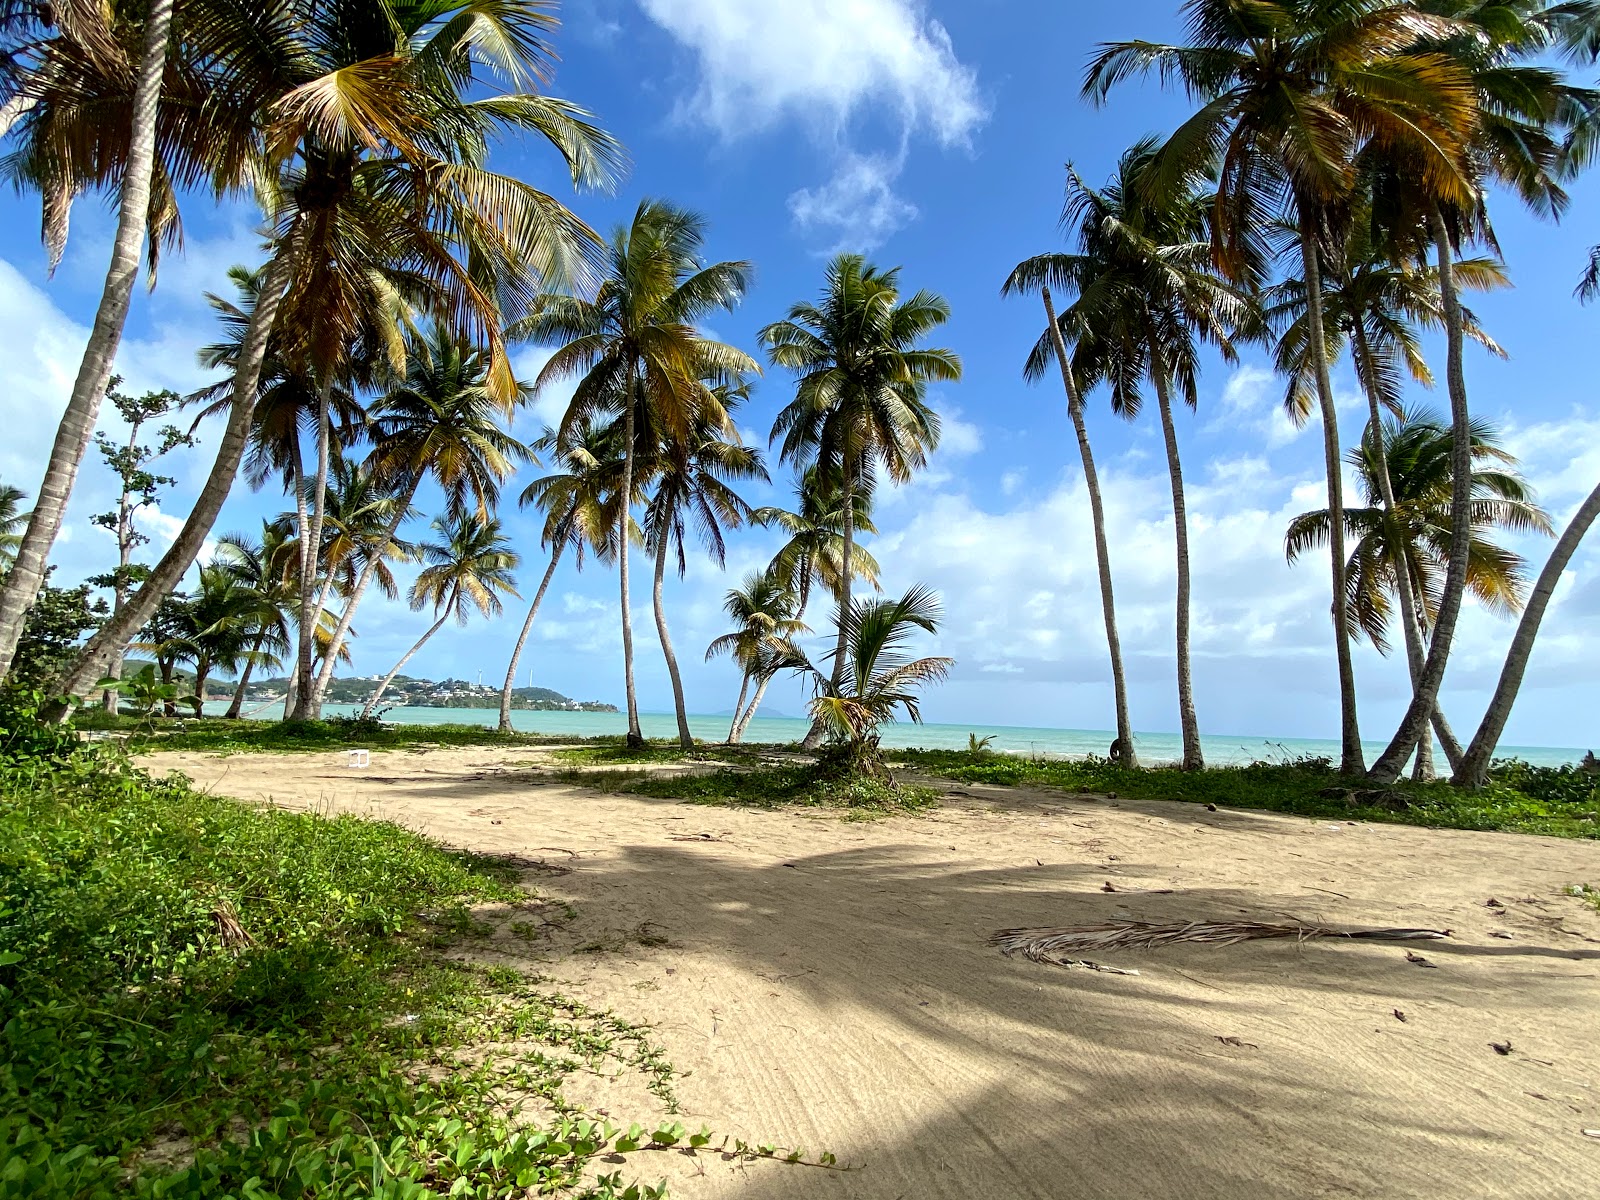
[
  {"xmin": 561, "ymin": 763, "xmax": 939, "ymax": 818},
  {"xmin": 893, "ymin": 749, "xmax": 1600, "ymax": 838},
  {"xmin": 0, "ymin": 693, "xmax": 673, "ymax": 1199},
  {"xmin": 552, "ymin": 741, "xmax": 758, "ymax": 767},
  {"xmin": 108, "ymin": 713, "xmax": 572, "ymax": 755}
]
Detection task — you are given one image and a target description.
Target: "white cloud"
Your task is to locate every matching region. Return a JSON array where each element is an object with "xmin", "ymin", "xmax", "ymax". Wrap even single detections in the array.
[
  {"xmin": 788, "ymin": 153, "xmax": 919, "ymax": 252},
  {"xmin": 937, "ymin": 406, "xmax": 983, "ymax": 458}
]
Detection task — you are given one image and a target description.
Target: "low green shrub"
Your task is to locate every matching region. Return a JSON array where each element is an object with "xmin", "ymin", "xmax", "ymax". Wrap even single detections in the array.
[{"xmin": 563, "ymin": 763, "xmax": 939, "ymax": 817}]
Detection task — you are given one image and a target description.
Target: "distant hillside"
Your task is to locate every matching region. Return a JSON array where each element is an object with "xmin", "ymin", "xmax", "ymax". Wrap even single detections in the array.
[{"xmin": 250, "ymin": 674, "xmax": 616, "ymax": 712}]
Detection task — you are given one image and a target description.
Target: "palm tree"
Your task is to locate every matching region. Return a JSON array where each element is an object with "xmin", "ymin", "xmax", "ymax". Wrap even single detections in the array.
[
  {"xmin": 0, "ymin": 0, "xmax": 174, "ymax": 678},
  {"xmin": 642, "ymin": 389, "xmax": 769, "ymax": 747},
  {"xmin": 1011, "ymin": 139, "xmax": 1250, "ymax": 771},
  {"xmin": 0, "ymin": 484, "xmax": 29, "ymax": 570},
  {"xmin": 214, "ymin": 524, "xmax": 297, "ymax": 719},
  {"xmin": 309, "ymin": 326, "xmax": 529, "ymax": 716},
  {"xmin": 497, "ymin": 419, "xmax": 621, "ymax": 733},
  {"xmin": 1269, "ymin": 214, "xmax": 1508, "ymax": 773},
  {"xmin": 753, "ymin": 465, "xmax": 882, "ymax": 620},
  {"xmin": 514, "ymin": 200, "xmax": 757, "ymax": 748},
  {"xmin": 360, "ymin": 513, "xmax": 519, "ymax": 718},
  {"xmin": 54, "ymin": 0, "xmax": 621, "ymax": 711},
  {"xmin": 183, "ymin": 562, "xmax": 286, "ymax": 709},
  {"xmin": 763, "ymin": 254, "xmax": 959, "ymax": 748},
  {"xmin": 706, "ymin": 568, "xmax": 810, "ymax": 744},
  {"xmin": 1086, "ymin": 0, "xmax": 1479, "ymax": 773},
  {"xmin": 785, "ymin": 584, "xmax": 954, "ymax": 781}
]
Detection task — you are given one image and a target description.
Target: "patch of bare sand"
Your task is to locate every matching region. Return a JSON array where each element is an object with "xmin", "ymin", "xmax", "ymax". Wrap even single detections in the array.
[{"xmin": 145, "ymin": 746, "xmax": 1600, "ymax": 1199}]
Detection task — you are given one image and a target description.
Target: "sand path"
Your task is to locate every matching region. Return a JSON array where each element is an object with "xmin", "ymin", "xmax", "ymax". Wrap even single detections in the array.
[{"xmin": 144, "ymin": 747, "xmax": 1600, "ymax": 1199}]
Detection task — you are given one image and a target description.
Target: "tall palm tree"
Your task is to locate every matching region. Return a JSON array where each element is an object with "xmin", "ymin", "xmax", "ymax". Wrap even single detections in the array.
[
  {"xmin": 0, "ymin": 484, "xmax": 29, "ymax": 571},
  {"xmin": 497, "ymin": 419, "xmax": 621, "ymax": 733},
  {"xmin": 1286, "ymin": 409, "xmax": 1551, "ymax": 650},
  {"xmin": 214, "ymin": 524, "xmax": 297, "ymax": 718},
  {"xmin": 753, "ymin": 465, "xmax": 882, "ymax": 621},
  {"xmin": 514, "ymin": 200, "xmax": 756, "ymax": 748},
  {"xmin": 183, "ymin": 561, "xmax": 285, "ymax": 709},
  {"xmin": 0, "ymin": 0, "xmax": 174, "ymax": 678},
  {"xmin": 54, "ymin": 0, "xmax": 622, "ymax": 712},
  {"xmin": 360, "ymin": 513, "xmax": 519, "ymax": 718},
  {"xmin": 1011, "ymin": 139, "xmax": 1250, "ymax": 770},
  {"xmin": 1086, "ymin": 0, "xmax": 1479, "ymax": 773},
  {"xmin": 706, "ymin": 567, "xmax": 810, "ymax": 744},
  {"xmin": 1367, "ymin": 0, "xmax": 1600, "ymax": 782},
  {"xmin": 763, "ymin": 254, "xmax": 959, "ymax": 748},
  {"xmin": 642, "ymin": 389, "xmax": 768, "ymax": 747},
  {"xmin": 1269, "ymin": 214, "xmax": 1508, "ymax": 772},
  {"xmin": 310, "ymin": 326, "xmax": 529, "ymax": 716}
]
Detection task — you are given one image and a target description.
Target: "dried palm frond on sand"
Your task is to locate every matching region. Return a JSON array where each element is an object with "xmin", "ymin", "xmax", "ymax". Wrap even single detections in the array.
[{"xmin": 991, "ymin": 920, "xmax": 1451, "ymax": 968}]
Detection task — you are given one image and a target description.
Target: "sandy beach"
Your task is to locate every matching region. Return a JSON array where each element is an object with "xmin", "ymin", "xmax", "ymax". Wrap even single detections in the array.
[{"xmin": 143, "ymin": 745, "xmax": 1600, "ymax": 1199}]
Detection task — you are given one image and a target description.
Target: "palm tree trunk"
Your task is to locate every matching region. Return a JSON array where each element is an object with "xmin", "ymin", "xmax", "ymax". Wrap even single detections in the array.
[
  {"xmin": 53, "ymin": 237, "xmax": 301, "ymax": 714},
  {"xmin": 498, "ymin": 525, "xmax": 569, "ymax": 733},
  {"xmin": 1454, "ymin": 476, "xmax": 1600, "ymax": 788},
  {"xmin": 800, "ymin": 466, "xmax": 856, "ymax": 751},
  {"xmin": 362, "ymin": 610, "xmax": 451, "ymax": 719},
  {"xmin": 652, "ymin": 528, "xmax": 694, "ymax": 749},
  {"xmin": 309, "ymin": 477, "xmax": 420, "ymax": 710},
  {"xmin": 0, "ymin": 0, "xmax": 174, "ymax": 680},
  {"xmin": 1297, "ymin": 234, "xmax": 1364, "ymax": 774},
  {"xmin": 726, "ymin": 672, "xmax": 751, "ymax": 743},
  {"xmin": 619, "ymin": 367, "xmax": 643, "ymax": 749},
  {"xmin": 734, "ymin": 672, "xmax": 774, "ymax": 742},
  {"xmin": 281, "ymin": 661, "xmax": 298, "ymax": 721},
  {"xmin": 225, "ymin": 650, "xmax": 259, "ymax": 719},
  {"xmin": 290, "ymin": 383, "xmax": 333, "ymax": 720},
  {"xmin": 1369, "ymin": 212, "xmax": 1476, "ymax": 782},
  {"xmin": 1041, "ymin": 287, "xmax": 1138, "ymax": 768},
  {"xmin": 1150, "ymin": 358, "xmax": 1202, "ymax": 770}
]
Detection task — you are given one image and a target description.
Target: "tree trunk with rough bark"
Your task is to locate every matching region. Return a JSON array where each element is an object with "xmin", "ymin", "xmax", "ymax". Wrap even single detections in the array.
[
  {"xmin": 733, "ymin": 672, "xmax": 774, "ymax": 742},
  {"xmin": 53, "ymin": 243, "xmax": 299, "ymax": 713},
  {"xmin": 290, "ymin": 383, "xmax": 332, "ymax": 720},
  {"xmin": 1298, "ymin": 234, "xmax": 1364, "ymax": 774},
  {"xmin": 362, "ymin": 610, "xmax": 451, "ymax": 719},
  {"xmin": 1151, "ymin": 360, "xmax": 1202, "ymax": 770},
  {"xmin": 1042, "ymin": 287, "xmax": 1138, "ymax": 768},
  {"xmin": 498, "ymin": 523, "xmax": 568, "ymax": 733},
  {"xmin": 652, "ymin": 528, "xmax": 693, "ymax": 749},
  {"xmin": 725, "ymin": 672, "xmax": 750, "ymax": 743},
  {"xmin": 1370, "ymin": 210, "xmax": 1475, "ymax": 783},
  {"xmin": 1455, "ymin": 476, "xmax": 1600, "ymax": 788},
  {"xmin": 0, "ymin": 0, "xmax": 174, "ymax": 679}
]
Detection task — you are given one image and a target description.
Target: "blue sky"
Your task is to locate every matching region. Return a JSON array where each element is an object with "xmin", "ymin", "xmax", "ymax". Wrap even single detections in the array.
[{"xmin": 4, "ymin": 0, "xmax": 1599, "ymax": 748}]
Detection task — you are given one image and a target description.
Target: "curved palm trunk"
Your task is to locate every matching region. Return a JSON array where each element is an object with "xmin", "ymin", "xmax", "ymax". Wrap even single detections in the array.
[
  {"xmin": 619, "ymin": 370, "xmax": 643, "ymax": 749},
  {"xmin": 309, "ymin": 478, "xmax": 420, "ymax": 710},
  {"xmin": 1369, "ymin": 213, "xmax": 1474, "ymax": 783},
  {"xmin": 1297, "ymin": 236, "xmax": 1364, "ymax": 774},
  {"xmin": 726, "ymin": 672, "xmax": 751, "ymax": 743},
  {"xmin": 733, "ymin": 672, "xmax": 774, "ymax": 742},
  {"xmin": 225, "ymin": 656, "xmax": 257, "ymax": 719},
  {"xmin": 290, "ymin": 384, "xmax": 333, "ymax": 720},
  {"xmin": 1042, "ymin": 287, "xmax": 1138, "ymax": 768},
  {"xmin": 652, "ymin": 529, "xmax": 694, "ymax": 748},
  {"xmin": 0, "ymin": 0, "xmax": 174, "ymax": 679},
  {"xmin": 1150, "ymin": 361, "xmax": 1202, "ymax": 771},
  {"xmin": 54, "ymin": 241, "xmax": 300, "ymax": 714},
  {"xmin": 1455, "ymin": 477, "xmax": 1600, "ymax": 788},
  {"xmin": 497, "ymin": 525, "xmax": 569, "ymax": 733},
  {"xmin": 362, "ymin": 610, "xmax": 451, "ymax": 719}
]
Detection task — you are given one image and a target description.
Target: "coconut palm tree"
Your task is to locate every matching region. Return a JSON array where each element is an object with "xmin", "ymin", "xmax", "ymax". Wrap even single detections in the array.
[
  {"xmin": 642, "ymin": 387, "xmax": 769, "ymax": 747},
  {"xmin": 214, "ymin": 524, "xmax": 297, "ymax": 718},
  {"xmin": 182, "ymin": 561, "xmax": 286, "ymax": 710},
  {"xmin": 497, "ymin": 419, "xmax": 622, "ymax": 733},
  {"xmin": 1086, "ymin": 0, "xmax": 1480, "ymax": 773},
  {"xmin": 309, "ymin": 326, "xmax": 529, "ymax": 716},
  {"xmin": 0, "ymin": 484, "xmax": 29, "ymax": 571},
  {"xmin": 784, "ymin": 584, "xmax": 954, "ymax": 781},
  {"xmin": 0, "ymin": 0, "xmax": 174, "ymax": 678},
  {"xmin": 753, "ymin": 465, "xmax": 881, "ymax": 621},
  {"xmin": 999, "ymin": 277, "xmax": 1138, "ymax": 768},
  {"xmin": 360, "ymin": 513, "xmax": 519, "ymax": 718},
  {"xmin": 1011, "ymin": 138, "xmax": 1252, "ymax": 771},
  {"xmin": 53, "ymin": 0, "xmax": 621, "ymax": 712},
  {"xmin": 513, "ymin": 200, "xmax": 757, "ymax": 748},
  {"xmin": 763, "ymin": 254, "xmax": 959, "ymax": 748},
  {"xmin": 1269, "ymin": 213, "xmax": 1508, "ymax": 773},
  {"xmin": 706, "ymin": 568, "xmax": 810, "ymax": 744}
]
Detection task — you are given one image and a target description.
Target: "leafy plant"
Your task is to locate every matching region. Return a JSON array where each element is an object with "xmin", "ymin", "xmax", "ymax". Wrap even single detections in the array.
[{"xmin": 968, "ymin": 733, "xmax": 996, "ymax": 756}]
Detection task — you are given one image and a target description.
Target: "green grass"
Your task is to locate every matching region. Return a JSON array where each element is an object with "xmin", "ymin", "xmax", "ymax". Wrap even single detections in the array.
[
  {"xmin": 84, "ymin": 712, "xmax": 577, "ymax": 754},
  {"xmin": 1569, "ymin": 883, "xmax": 1600, "ymax": 913},
  {"xmin": 892, "ymin": 749, "xmax": 1600, "ymax": 838},
  {"xmin": 558, "ymin": 763, "xmax": 940, "ymax": 819},
  {"xmin": 551, "ymin": 742, "xmax": 759, "ymax": 767},
  {"xmin": 0, "ymin": 698, "xmax": 678, "ymax": 1199}
]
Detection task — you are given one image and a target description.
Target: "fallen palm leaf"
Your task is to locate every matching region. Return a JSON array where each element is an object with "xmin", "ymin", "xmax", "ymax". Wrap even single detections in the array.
[{"xmin": 990, "ymin": 920, "xmax": 1452, "ymax": 962}]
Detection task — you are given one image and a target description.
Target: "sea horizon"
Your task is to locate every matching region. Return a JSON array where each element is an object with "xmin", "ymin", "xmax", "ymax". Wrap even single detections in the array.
[{"xmin": 254, "ymin": 703, "xmax": 1590, "ymax": 769}]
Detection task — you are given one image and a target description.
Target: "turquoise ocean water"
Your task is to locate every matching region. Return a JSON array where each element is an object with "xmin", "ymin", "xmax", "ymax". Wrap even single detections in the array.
[{"xmin": 260, "ymin": 703, "xmax": 1587, "ymax": 769}]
